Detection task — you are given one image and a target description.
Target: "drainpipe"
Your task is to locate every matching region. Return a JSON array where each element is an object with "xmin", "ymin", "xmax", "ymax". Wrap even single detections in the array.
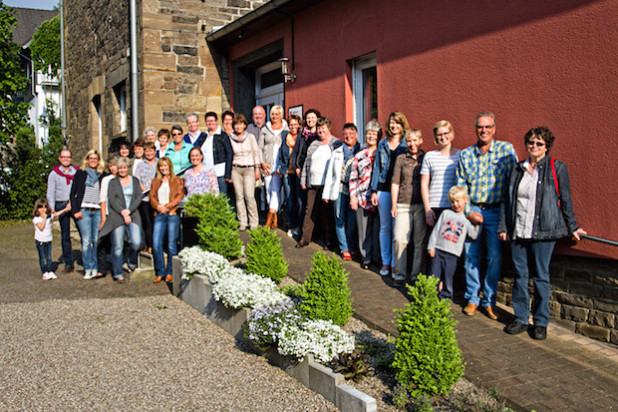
[
  {"xmin": 60, "ymin": 0, "xmax": 67, "ymax": 146},
  {"xmin": 129, "ymin": 0, "xmax": 139, "ymax": 142}
]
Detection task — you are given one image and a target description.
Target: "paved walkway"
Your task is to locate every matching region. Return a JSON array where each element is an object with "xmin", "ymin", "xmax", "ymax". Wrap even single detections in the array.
[{"xmin": 269, "ymin": 229, "xmax": 618, "ymax": 411}]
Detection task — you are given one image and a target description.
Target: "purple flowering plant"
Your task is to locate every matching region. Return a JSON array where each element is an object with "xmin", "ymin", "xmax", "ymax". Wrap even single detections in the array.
[{"xmin": 245, "ymin": 299, "xmax": 304, "ymax": 351}]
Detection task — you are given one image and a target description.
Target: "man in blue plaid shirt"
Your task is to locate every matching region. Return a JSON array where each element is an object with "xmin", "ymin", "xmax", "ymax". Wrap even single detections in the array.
[{"xmin": 456, "ymin": 112, "xmax": 518, "ymax": 320}]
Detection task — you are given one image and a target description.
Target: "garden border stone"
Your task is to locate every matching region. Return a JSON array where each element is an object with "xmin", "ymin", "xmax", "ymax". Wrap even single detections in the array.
[{"xmin": 175, "ymin": 264, "xmax": 377, "ymax": 412}]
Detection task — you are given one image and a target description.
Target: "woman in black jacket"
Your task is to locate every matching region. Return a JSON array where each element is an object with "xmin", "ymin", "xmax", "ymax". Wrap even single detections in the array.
[
  {"xmin": 70, "ymin": 150, "xmax": 106, "ymax": 280},
  {"xmin": 498, "ymin": 126, "xmax": 586, "ymax": 340}
]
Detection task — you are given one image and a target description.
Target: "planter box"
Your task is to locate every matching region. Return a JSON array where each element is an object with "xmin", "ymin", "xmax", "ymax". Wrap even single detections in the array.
[{"xmin": 177, "ymin": 267, "xmax": 377, "ymax": 412}]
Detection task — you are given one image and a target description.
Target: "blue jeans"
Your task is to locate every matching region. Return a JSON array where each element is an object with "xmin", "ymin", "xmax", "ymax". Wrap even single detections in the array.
[
  {"xmin": 35, "ymin": 241, "xmax": 52, "ymax": 273},
  {"xmin": 464, "ymin": 206, "xmax": 501, "ymax": 307},
  {"xmin": 285, "ymin": 174, "xmax": 302, "ymax": 229},
  {"xmin": 334, "ymin": 193, "xmax": 357, "ymax": 253},
  {"xmin": 153, "ymin": 213, "xmax": 180, "ymax": 277},
  {"xmin": 217, "ymin": 176, "xmax": 227, "ymax": 196},
  {"xmin": 511, "ymin": 239, "xmax": 555, "ymax": 327},
  {"xmin": 377, "ymin": 191, "xmax": 395, "ymax": 266},
  {"xmin": 76, "ymin": 208, "xmax": 101, "ymax": 271},
  {"xmin": 111, "ymin": 222, "xmax": 141, "ymax": 278},
  {"xmin": 55, "ymin": 201, "xmax": 74, "ymax": 266}
]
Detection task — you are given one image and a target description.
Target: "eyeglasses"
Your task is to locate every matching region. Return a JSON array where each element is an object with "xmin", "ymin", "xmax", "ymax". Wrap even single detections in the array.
[
  {"xmin": 476, "ymin": 125, "xmax": 495, "ymax": 130},
  {"xmin": 59, "ymin": 155, "xmax": 72, "ymax": 159},
  {"xmin": 172, "ymin": 133, "xmax": 182, "ymax": 136},
  {"xmin": 526, "ymin": 141, "xmax": 546, "ymax": 147},
  {"xmin": 435, "ymin": 131, "xmax": 452, "ymax": 138}
]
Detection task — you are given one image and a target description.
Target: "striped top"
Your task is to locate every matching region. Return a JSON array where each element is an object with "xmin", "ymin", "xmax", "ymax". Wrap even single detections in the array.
[
  {"xmin": 81, "ymin": 181, "xmax": 100, "ymax": 209},
  {"xmin": 421, "ymin": 150, "xmax": 461, "ymax": 208}
]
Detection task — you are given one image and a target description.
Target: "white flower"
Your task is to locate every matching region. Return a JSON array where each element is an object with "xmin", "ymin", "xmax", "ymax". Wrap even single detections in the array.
[
  {"xmin": 179, "ymin": 247, "xmax": 229, "ymax": 280},
  {"xmin": 277, "ymin": 319, "xmax": 355, "ymax": 363},
  {"xmin": 211, "ymin": 269, "xmax": 287, "ymax": 309}
]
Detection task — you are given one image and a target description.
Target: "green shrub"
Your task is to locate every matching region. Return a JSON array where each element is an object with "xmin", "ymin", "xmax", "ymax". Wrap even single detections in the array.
[
  {"xmin": 245, "ymin": 226, "xmax": 288, "ymax": 284},
  {"xmin": 392, "ymin": 275, "xmax": 464, "ymax": 399},
  {"xmin": 184, "ymin": 193, "xmax": 242, "ymax": 260},
  {"xmin": 279, "ymin": 283, "xmax": 305, "ymax": 301},
  {"xmin": 299, "ymin": 252, "xmax": 353, "ymax": 326}
]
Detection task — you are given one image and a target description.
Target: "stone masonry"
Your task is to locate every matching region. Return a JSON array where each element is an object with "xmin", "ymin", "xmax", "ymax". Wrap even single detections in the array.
[
  {"xmin": 65, "ymin": 0, "xmax": 267, "ymax": 160},
  {"xmin": 497, "ymin": 254, "xmax": 618, "ymax": 345}
]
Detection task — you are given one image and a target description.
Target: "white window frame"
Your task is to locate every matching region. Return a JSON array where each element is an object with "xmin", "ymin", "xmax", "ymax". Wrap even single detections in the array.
[{"xmin": 353, "ymin": 53, "xmax": 377, "ymax": 143}]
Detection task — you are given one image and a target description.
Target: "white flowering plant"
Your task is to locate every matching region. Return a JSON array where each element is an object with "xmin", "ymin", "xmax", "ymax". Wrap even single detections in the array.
[
  {"xmin": 278, "ymin": 319, "xmax": 355, "ymax": 363},
  {"xmin": 211, "ymin": 269, "xmax": 287, "ymax": 309},
  {"xmin": 178, "ymin": 246, "xmax": 229, "ymax": 280},
  {"xmin": 245, "ymin": 299, "xmax": 304, "ymax": 350}
]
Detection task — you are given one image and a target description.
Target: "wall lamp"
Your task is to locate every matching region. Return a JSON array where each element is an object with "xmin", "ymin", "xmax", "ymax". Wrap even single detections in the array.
[{"xmin": 279, "ymin": 57, "xmax": 296, "ymax": 83}]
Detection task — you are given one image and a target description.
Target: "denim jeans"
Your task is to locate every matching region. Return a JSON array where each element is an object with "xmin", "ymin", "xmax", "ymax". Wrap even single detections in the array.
[
  {"xmin": 217, "ymin": 176, "xmax": 228, "ymax": 196},
  {"xmin": 55, "ymin": 201, "xmax": 74, "ymax": 266},
  {"xmin": 35, "ymin": 241, "xmax": 52, "ymax": 273},
  {"xmin": 153, "ymin": 213, "xmax": 180, "ymax": 277},
  {"xmin": 76, "ymin": 208, "xmax": 101, "ymax": 271},
  {"xmin": 334, "ymin": 193, "xmax": 357, "ymax": 253},
  {"xmin": 464, "ymin": 206, "xmax": 501, "ymax": 307},
  {"xmin": 511, "ymin": 239, "xmax": 555, "ymax": 327},
  {"xmin": 377, "ymin": 191, "xmax": 395, "ymax": 266},
  {"xmin": 111, "ymin": 222, "xmax": 141, "ymax": 278}
]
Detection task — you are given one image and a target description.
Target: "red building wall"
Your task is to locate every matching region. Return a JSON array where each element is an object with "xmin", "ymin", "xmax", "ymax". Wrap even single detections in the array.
[{"xmin": 228, "ymin": 0, "xmax": 618, "ymax": 259}]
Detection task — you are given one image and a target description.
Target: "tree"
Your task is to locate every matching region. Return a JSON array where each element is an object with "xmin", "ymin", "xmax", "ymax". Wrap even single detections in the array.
[
  {"xmin": 0, "ymin": 4, "xmax": 29, "ymax": 144},
  {"xmin": 29, "ymin": 15, "xmax": 60, "ymax": 76}
]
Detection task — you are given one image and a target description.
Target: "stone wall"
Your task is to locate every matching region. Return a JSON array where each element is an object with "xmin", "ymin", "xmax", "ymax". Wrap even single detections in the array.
[
  {"xmin": 141, "ymin": 0, "xmax": 268, "ymax": 132},
  {"xmin": 64, "ymin": 0, "xmax": 130, "ymax": 160},
  {"xmin": 496, "ymin": 254, "xmax": 618, "ymax": 345}
]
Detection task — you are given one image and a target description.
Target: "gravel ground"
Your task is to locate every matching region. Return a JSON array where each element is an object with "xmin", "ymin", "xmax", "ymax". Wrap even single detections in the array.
[{"xmin": 0, "ymin": 295, "xmax": 337, "ymax": 411}]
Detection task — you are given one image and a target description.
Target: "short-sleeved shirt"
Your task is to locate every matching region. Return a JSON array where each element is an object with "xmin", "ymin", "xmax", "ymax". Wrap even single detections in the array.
[
  {"xmin": 392, "ymin": 151, "xmax": 424, "ymax": 205},
  {"xmin": 33, "ymin": 216, "xmax": 53, "ymax": 242},
  {"xmin": 420, "ymin": 150, "xmax": 461, "ymax": 208}
]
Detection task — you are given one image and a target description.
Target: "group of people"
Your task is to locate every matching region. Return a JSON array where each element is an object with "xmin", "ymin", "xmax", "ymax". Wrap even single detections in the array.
[{"xmin": 34, "ymin": 107, "xmax": 585, "ymax": 340}]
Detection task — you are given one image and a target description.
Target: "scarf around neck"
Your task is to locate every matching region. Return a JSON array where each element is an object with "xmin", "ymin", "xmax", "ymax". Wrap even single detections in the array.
[
  {"xmin": 286, "ymin": 132, "xmax": 297, "ymax": 149},
  {"xmin": 85, "ymin": 168, "xmax": 101, "ymax": 187},
  {"xmin": 54, "ymin": 165, "xmax": 78, "ymax": 185},
  {"xmin": 230, "ymin": 132, "xmax": 248, "ymax": 143}
]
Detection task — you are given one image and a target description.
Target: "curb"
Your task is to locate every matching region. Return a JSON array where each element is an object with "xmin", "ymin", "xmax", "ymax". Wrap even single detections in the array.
[{"xmin": 176, "ymin": 262, "xmax": 377, "ymax": 412}]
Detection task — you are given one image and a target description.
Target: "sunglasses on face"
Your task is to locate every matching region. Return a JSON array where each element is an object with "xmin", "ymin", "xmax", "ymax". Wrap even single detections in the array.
[{"xmin": 526, "ymin": 141, "xmax": 546, "ymax": 147}]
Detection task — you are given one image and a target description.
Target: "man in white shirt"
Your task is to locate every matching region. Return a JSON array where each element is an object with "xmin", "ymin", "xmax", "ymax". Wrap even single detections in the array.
[{"xmin": 183, "ymin": 113, "xmax": 206, "ymax": 146}]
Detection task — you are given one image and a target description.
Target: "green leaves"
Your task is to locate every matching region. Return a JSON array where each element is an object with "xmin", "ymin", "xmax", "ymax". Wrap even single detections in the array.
[
  {"xmin": 29, "ymin": 15, "xmax": 61, "ymax": 76},
  {"xmin": 184, "ymin": 193, "xmax": 242, "ymax": 260},
  {"xmin": 392, "ymin": 275, "xmax": 465, "ymax": 399},
  {"xmin": 299, "ymin": 252, "xmax": 354, "ymax": 326},
  {"xmin": 245, "ymin": 226, "xmax": 288, "ymax": 284}
]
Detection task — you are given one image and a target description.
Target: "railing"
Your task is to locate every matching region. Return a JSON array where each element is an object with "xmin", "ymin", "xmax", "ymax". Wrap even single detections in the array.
[{"xmin": 581, "ymin": 234, "xmax": 618, "ymax": 247}]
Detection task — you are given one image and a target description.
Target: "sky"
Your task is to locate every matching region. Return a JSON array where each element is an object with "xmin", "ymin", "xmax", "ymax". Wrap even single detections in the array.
[{"xmin": 5, "ymin": 0, "xmax": 58, "ymax": 10}]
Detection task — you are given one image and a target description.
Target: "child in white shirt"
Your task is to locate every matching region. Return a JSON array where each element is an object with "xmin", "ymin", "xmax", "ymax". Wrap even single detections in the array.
[{"xmin": 32, "ymin": 198, "xmax": 69, "ymax": 280}]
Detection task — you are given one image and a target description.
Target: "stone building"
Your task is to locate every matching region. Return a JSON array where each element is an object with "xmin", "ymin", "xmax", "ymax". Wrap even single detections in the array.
[{"xmin": 64, "ymin": 0, "xmax": 266, "ymax": 159}]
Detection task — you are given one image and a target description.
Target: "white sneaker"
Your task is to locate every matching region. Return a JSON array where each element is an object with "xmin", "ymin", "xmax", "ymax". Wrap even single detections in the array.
[
  {"xmin": 83, "ymin": 270, "xmax": 94, "ymax": 280},
  {"xmin": 42, "ymin": 272, "xmax": 53, "ymax": 280},
  {"xmin": 287, "ymin": 229, "xmax": 294, "ymax": 237},
  {"xmin": 48, "ymin": 271, "xmax": 57, "ymax": 279}
]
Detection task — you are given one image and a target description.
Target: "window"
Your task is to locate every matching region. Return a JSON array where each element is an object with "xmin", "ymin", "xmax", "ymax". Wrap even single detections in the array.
[
  {"xmin": 255, "ymin": 61, "xmax": 284, "ymax": 118},
  {"xmin": 353, "ymin": 54, "xmax": 377, "ymax": 142}
]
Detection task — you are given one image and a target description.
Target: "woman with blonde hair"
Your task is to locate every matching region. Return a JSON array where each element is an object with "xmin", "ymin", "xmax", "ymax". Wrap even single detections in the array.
[
  {"xmin": 150, "ymin": 157, "xmax": 185, "ymax": 283},
  {"xmin": 369, "ymin": 111, "xmax": 410, "ymax": 276},
  {"xmin": 258, "ymin": 105, "xmax": 288, "ymax": 227},
  {"xmin": 70, "ymin": 150, "xmax": 106, "ymax": 279}
]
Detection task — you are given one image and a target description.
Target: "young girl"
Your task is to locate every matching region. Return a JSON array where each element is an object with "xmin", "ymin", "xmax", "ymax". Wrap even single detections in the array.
[{"xmin": 33, "ymin": 198, "xmax": 69, "ymax": 280}]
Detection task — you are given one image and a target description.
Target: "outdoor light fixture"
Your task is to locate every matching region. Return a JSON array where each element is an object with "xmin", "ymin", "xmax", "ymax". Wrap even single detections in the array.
[{"xmin": 279, "ymin": 57, "xmax": 296, "ymax": 83}]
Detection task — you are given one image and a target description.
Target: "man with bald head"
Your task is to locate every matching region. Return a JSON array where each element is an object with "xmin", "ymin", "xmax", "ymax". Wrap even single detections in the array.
[
  {"xmin": 46, "ymin": 149, "xmax": 78, "ymax": 273},
  {"xmin": 247, "ymin": 105, "xmax": 266, "ymax": 141}
]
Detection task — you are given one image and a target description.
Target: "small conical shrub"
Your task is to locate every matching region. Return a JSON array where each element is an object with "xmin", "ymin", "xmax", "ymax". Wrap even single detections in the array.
[
  {"xmin": 245, "ymin": 226, "xmax": 288, "ymax": 284},
  {"xmin": 300, "ymin": 252, "xmax": 354, "ymax": 326},
  {"xmin": 392, "ymin": 274, "xmax": 464, "ymax": 398},
  {"xmin": 184, "ymin": 193, "xmax": 242, "ymax": 260}
]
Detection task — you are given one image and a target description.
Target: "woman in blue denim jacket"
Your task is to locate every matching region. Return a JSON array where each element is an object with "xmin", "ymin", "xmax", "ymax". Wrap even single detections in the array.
[
  {"xmin": 498, "ymin": 126, "xmax": 586, "ymax": 340},
  {"xmin": 369, "ymin": 112, "xmax": 410, "ymax": 277}
]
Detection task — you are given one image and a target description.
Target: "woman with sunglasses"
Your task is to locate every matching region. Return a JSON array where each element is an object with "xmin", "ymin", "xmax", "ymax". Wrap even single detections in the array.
[
  {"xmin": 498, "ymin": 126, "xmax": 586, "ymax": 340},
  {"xmin": 165, "ymin": 125, "xmax": 192, "ymax": 176}
]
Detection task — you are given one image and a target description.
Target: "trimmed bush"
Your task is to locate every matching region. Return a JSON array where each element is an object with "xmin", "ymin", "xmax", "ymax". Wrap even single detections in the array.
[
  {"xmin": 300, "ymin": 252, "xmax": 353, "ymax": 326},
  {"xmin": 245, "ymin": 226, "xmax": 288, "ymax": 284},
  {"xmin": 184, "ymin": 193, "xmax": 242, "ymax": 260},
  {"xmin": 392, "ymin": 274, "xmax": 464, "ymax": 399}
]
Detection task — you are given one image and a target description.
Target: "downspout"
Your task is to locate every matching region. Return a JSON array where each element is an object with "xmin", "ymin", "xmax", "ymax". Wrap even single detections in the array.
[
  {"xmin": 129, "ymin": 0, "xmax": 139, "ymax": 142},
  {"xmin": 60, "ymin": 0, "xmax": 67, "ymax": 146}
]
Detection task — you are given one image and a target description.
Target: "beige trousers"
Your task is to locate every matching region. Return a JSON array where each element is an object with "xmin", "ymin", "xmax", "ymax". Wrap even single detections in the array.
[
  {"xmin": 393, "ymin": 203, "xmax": 427, "ymax": 280},
  {"xmin": 232, "ymin": 166, "xmax": 258, "ymax": 230}
]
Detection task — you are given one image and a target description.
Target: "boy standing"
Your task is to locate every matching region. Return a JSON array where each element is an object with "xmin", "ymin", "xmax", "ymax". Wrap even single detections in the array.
[
  {"xmin": 391, "ymin": 129, "xmax": 426, "ymax": 286},
  {"xmin": 427, "ymin": 186, "xmax": 481, "ymax": 299}
]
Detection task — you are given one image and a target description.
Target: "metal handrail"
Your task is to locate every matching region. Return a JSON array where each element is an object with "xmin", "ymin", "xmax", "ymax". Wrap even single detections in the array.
[{"xmin": 581, "ymin": 234, "xmax": 618, "ymax": 247}]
